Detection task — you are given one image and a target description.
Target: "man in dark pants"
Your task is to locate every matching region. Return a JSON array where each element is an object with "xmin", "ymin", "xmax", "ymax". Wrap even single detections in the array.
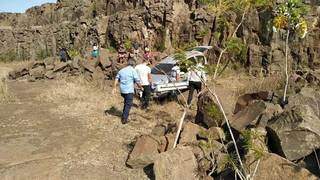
[
  {"xmin": 113, "ymin": 58, "xmax": 141, "ymax": 124},
  {"xmin": 187, "ymin": 63, "xmax": 206, "ymax": 106},
  {"xmin": 135, "ymin": 59, "xmax": 152, "ymax": 109}
]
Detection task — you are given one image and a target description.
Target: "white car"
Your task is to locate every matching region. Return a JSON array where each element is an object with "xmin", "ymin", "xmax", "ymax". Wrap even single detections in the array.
[{"xmin": 151, "ymin": 46, "xmax": 212, "ymax": 97}]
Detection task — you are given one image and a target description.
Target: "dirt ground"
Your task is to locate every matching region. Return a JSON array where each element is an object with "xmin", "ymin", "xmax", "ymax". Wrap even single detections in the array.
[
  {"xmin": 0, "ymin": 64, "xmax": 188, "ymax": 179},
  {"xmin": 0, "ymin": 64, "xmax": 282, "ymax": 180}
]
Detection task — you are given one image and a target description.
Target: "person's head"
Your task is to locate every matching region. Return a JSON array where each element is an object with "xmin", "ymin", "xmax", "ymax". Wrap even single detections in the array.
[
  {"xmin": 145, "ymin": 47, "xmax": 150, "ymax": 52},
  {"xmin": 127, "ymin": 58, "xmax": 136, "ymax": 66}
]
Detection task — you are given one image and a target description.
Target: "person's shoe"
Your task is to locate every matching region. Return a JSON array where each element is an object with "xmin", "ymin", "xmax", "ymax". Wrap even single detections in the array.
[{"xmin": 121, "ymin": 118, "xmax": 128, "ymax": 124}]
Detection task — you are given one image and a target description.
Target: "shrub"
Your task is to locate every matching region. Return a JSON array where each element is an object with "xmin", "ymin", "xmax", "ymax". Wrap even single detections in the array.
[
  {"xmin": 124, "ymin": 38, "xmax": 132, "ymax": 50},
  {"xmin": 67, "ymin": 49, "xmax": 80, "ymax": 59},
  {"xmin": 36, "ymin": 49, "xmax": 51, "ymax": 60},
  {"xmin": 0, "ymin": 50, "xmax": 18, "ymax": 62}
]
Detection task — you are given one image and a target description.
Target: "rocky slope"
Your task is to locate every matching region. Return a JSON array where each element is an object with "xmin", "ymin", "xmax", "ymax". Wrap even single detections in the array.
[
  {"xmin": 1, "ymin": 0, "xmax": 320, "ymax": 179},
  {"xmin": 0, "ymin": 0, "xmax": 319, "ymax": 71}
]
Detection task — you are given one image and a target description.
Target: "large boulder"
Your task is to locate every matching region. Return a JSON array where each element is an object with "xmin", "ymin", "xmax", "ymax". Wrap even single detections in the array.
[
  {"xmin": 180, "ymin": 122, "xmax": 203, "ymax": 145},
  {"xmin": 8, "ymin": 65, "xmax": 29, "ymax": 79},
  {"xmin": 53, "ymin": 61, "xmax": 69, "ymax": 72},
  {"xmin": 196, "ymin": 91, "xmax": 224, "ymax": 128},
  {"xmin": 229, "ymin": 101, "xmax": 266, "ymax": 131},
  {"xmin": 267, "ymin": 88, "xmax": 320, "ymax": 161},
  {"xmin": 126, "ymin": 135, "xmax": 159, "ymax": 169},
  {"xmin": 99, "ymin": 56, "xmax": 112, "ymax": 69},
  {"xmin": 233, "ymin": 91, "xmax": 273, "ymax": 114},
  {"xmin": 245, "ymin": 153, "xmax": 318, "ymax": 180},
  {"xmin": 80, "ymin": 59, "xmax": 98, "ymax": 73},
  {"xmin": 153, "ymin": 147, "xmax": 198, "ymax": 180},
  {"xmin": 29, "ymin": 65, "xmax": 45, "ymax": 79},
  {"xmin": 198, "ymin": 126, "xmax": 226, "ymax": 141}
]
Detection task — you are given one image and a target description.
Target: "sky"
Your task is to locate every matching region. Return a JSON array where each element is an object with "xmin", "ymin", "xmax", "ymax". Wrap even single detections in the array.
[{"xmin": 0, "ymin": 0, "xmax": 56, "ymax": 13}]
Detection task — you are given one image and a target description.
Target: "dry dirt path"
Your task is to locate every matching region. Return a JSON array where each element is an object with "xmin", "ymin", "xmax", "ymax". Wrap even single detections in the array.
[
  {"xmin": 0, "ymin": 65, "xmax": 269, "ymax": 180},
  {"xmin": 0, "ymin": 77, "xmax": 168, "ymax": 180}
]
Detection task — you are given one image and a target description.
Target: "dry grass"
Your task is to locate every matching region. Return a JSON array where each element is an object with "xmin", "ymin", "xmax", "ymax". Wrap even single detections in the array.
[
  {"xmin": 0, "ymin": 78, "xmax": 10, "ymax": 103},
  {"xmin": 235, "ymin": 75, "xmax": 284, "ymax": 97},
  {"xmin": 38, "ymin": 76, "xmax": 110, "ymax": 117},
  {"xmin": 0, "ymin": 65, "xmax": 14, "ymax": 103},
  {"xmin": 204, "ymin": 73, "xmax": 284, "ymax": 116}
]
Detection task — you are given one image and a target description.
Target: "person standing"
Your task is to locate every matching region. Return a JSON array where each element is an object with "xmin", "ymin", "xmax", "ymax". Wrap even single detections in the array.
[
  {"xmin": 59, "ymin": 48, "xmax": 69, "ymax": 62},
  {"xmin": 187, "ymin": 63, "xmax": 206, "ymax": 106},
  {"xmin": 135, "ymin": 59, "xmax": 152, "ymax": 109},
  {"xmin": 143, "ymin": 47, "xmax": 153, "ymax": 64},
  {"xmin": 91, "ymin": 43, "xmax": 99, "ymax": 59},
  {"xmin": 113, "ymin": 58, "xmax": 141, "ymax": 124}
]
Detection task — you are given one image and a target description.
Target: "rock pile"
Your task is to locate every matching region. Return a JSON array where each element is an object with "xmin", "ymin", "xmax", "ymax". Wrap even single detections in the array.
[
  {"xmin": 8, "ymin": 56, "xmax": 117, "ymax": 82},
  {"xmin": 126, "ymin": 89, "xmax": 320, "ymax": 179}
]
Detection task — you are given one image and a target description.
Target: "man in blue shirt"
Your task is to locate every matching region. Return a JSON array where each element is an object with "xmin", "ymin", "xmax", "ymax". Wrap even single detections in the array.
[{"xmin": 113, "ymin": 58, "xmax": 141, "ymax": 124}]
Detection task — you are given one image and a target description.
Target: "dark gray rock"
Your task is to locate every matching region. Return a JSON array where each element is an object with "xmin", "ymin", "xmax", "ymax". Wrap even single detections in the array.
[
  {"xmin": 267, "ymin": 88, "xmax": 320, "ymax": 161},
  {"xmin": 230, "ymin": 101, "xmax": 266, "ymax": 131}
]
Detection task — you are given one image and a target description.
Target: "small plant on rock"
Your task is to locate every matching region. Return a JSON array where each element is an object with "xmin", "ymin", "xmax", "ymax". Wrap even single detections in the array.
[{"xmin": 67, "ymin": 49, "xmax": 80, "ymax": 59}]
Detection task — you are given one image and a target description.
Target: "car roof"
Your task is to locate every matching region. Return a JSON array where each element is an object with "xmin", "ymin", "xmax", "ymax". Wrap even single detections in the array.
[{"xmin": 158, "ymin": 50, "xmax": 206, "ymax": 64}]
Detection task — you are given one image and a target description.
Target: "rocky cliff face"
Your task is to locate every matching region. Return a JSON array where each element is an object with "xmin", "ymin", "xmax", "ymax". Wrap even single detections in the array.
[{"xmin": 0, "ymin": 0, "xmax": 319, "ymax": 71}]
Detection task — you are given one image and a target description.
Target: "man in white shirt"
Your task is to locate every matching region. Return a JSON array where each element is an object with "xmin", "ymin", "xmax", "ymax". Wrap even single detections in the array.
[
  {"xmin": 135, "ymin": 59, "xmax": 152, "ymax": 109},
  {"xmin": 187, "ymin": 63, "xmax": 206, "ymax": 106}
]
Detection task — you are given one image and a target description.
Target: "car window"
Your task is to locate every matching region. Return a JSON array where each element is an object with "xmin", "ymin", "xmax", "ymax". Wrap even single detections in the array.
[{"xmin": 151, "ymin": 63, "xmax": 175, "ymax": 74}]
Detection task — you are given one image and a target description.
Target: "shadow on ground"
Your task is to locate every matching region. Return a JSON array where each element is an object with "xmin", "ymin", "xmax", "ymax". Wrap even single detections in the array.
[{"xmin": 105, "ymin": 106, "xmax": 122, "ymax": 117}]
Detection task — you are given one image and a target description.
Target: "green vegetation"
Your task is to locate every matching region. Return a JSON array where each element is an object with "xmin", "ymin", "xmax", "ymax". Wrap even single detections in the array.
[
  {"xmin": 206, "ymin": 103, "xmax": 224, "ymax": 126},
  {"xmin": 198, "ymin": 28, "xmax": 210, "ymax": 38},
  {"xmin": 273, "ymin": 0, "xmax": 309, "ymax": 38},
  {"xmin": 241, "ymin": 130, "xmax": 265, "ymax": 160},
  {"xmin": 225, "ymin": 37, "xmax": 247, "ymax": 64},
  {"xmin": 124, "ymin": 38, "xmax": 132, "ymax": 50},
  {"xmin": 174, "ymin": 50, "xmax": 194, "ymax": 73},
  {"xmin": 0, "ymin": 50, "xmax": 18, "ymax": 62},
  {"xmin": 67, "ymin": 48, "xmax": 80, "ymax": 59},
  {"xmin": 220, "ymin": 153, "xmax": 239, "ymax": 170},
  {"xmin": 36, "ymin": 49, "xmax": 51, "ymax": 60},
  {"xmin": 106, "ymin": 46, "xmax": 117, "ymax": 53}
]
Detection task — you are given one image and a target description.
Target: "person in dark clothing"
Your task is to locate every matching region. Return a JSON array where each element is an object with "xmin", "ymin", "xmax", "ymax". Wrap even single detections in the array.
[{"xmin": 59, "ymin": 48, "xmax": 68, "ymax": 62}]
